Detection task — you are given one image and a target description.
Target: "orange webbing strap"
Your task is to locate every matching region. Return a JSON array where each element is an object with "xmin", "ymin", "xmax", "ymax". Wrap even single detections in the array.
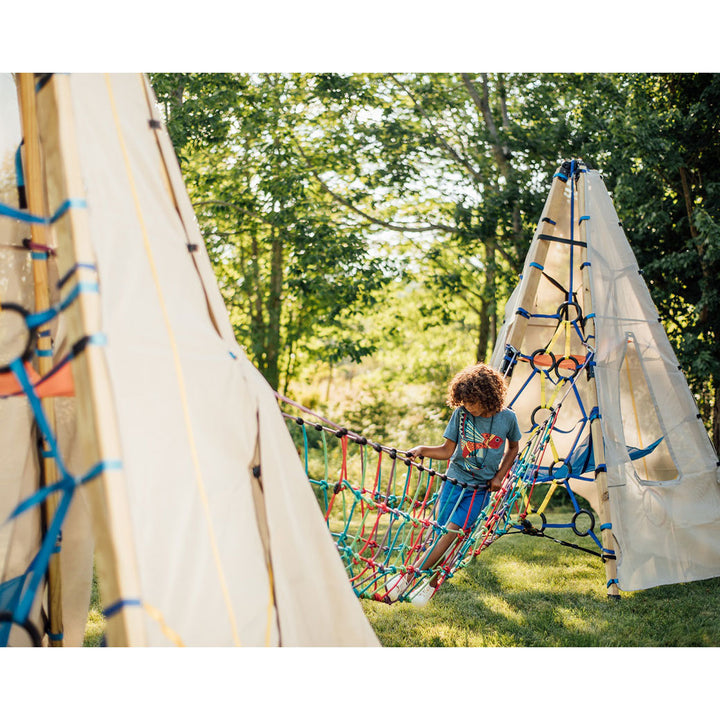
[{"xmin": 0, "ymin": 361, "xmax": 74, "ymax": 398}]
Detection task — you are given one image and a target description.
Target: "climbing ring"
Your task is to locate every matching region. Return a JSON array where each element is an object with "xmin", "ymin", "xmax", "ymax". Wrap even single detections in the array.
[
  {"xmin": 549, "ymin": 458, "xmax": 572, "ymax": 482},
  {"xmin": 529, "ymin": 348, "xmax": 556, "ymax": 374},
  {"xmin": 557, "ymin": 300, "xmax": 582, "ymax": 323},
  {"xmin": 553, "ymin": 354, "xmax": 581, "ymax": 381},
  {"xmin": 0, "ymin": 612, "xmax": 43, "ymax": 647},
  {"xmin": 530, "ymin": 405, "xmax": 554, "ymax": 428},
  {"xmin": 571, "ymin": 509, "xmax": 595, "ymax": 537},
  {"xmin": 0, "ymin": 303, "xmax": 34, "ymax": 374}
]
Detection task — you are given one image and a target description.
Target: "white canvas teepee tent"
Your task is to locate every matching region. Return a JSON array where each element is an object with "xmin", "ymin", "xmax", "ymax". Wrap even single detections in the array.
[
  {"xmin": 0, "ymin": 73, "xmax": 379, "ymax": 646},
  {"xmin": 490, "ymin": 159, "xmax": 720, "ymax": 594}
]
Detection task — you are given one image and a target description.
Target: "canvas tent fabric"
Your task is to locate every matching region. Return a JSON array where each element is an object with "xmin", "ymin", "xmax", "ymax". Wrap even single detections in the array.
[
  {"xmin": 491, "ymin": 161, "xmax": 720, "ymax": 592},
  {"xmin": 0, "ymin": 73, "xmax": 379, "ymax": 646}
]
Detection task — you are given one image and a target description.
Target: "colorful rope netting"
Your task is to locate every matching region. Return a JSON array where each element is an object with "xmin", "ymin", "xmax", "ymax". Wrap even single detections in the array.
[{"xmin": 279, "ymin": 375, "xmax": 613, "ymax": 605}]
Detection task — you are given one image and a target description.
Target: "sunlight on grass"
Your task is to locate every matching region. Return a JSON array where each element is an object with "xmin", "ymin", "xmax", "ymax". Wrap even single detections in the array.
[{"xmin": 479, "ymin": 594, "xmax": 524, "ymax": 624}]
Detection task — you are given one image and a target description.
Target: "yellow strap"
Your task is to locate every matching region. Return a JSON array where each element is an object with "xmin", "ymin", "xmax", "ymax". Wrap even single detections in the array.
[
  {"xmin": 545, "ymin": 320, "xmax": 565, "ymax": 355},
  {"xmin": 564, "ymin": 320, "xmax": 571, "ymax": 359},
  {"xmin": 536, "ymin": 481, "xmax": 560, "ymax": 515},
  {"xmin": 548, "ymin": 434, "xmax": 559, "ymax": 464},
  {"xmin": 265, "ymin": 564, "xmax": 276, "ymax": 646}
]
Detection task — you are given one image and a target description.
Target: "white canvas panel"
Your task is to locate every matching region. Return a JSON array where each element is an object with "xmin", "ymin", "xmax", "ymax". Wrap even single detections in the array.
[
  {"xmin": 67, "ymin": 74, "xmax": 377, "ymax": 645},
  {"xmin": 493, "ymin": 163, "xmax": 720, "ymax": 594},
  {"xmin": 585, "ymin": 169, "xmax": 720, "ymax": 590}
]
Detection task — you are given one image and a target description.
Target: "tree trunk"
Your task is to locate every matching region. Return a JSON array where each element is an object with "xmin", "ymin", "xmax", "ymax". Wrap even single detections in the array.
[
  {"xmin": 265, "ymin": 224, "xmax": 283, "ymax": 390},
  {"xmin": 713, "ymin": 381, "xmax": 720, "ymax": 456},
  {"xmin": 476, "ymin": 302, "xmax": 490, "ymax": 363}
]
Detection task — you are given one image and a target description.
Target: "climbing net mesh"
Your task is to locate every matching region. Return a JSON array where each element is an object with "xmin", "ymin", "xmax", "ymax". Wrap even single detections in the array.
[{"xmin": 279, "ymin": 353, "xmax": 612, "ymax": 607}]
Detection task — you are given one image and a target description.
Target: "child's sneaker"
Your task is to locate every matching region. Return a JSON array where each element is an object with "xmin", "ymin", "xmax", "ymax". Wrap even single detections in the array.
[
  {"xmin": 410, "ymin": 582, "xmax": 435, "ymax": 607},
  {"xmin": 384, "ymin": 574, "xmax": 409, "ymax": 602}
]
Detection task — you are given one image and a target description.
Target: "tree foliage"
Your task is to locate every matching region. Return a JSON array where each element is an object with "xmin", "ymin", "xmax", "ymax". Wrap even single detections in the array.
[{"xmin": 150, "ymin": 72, "xmax": 720, "ymax": 447}]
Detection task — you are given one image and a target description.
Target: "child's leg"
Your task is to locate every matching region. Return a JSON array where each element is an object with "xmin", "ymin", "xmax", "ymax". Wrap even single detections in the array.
[
  {"xmin": 416, "ymin": 522, "xmax": 461, "ymax": 587},
  {"xmin": 416, "ymin": 486, "xmax": 491, "ymax": 587}
]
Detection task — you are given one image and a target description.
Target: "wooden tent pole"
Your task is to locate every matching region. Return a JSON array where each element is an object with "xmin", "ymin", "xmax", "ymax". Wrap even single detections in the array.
[
  {"xmin": 504, "ymin": 170, "xmax": 573, "ymax": 356},
  {"xmin": 32, "ymin": 74, "xmax": 147, "ymax": 645},
  {"xmin": 576, "ymin": 165, "xmax": 621, "ymax": 599},
  {"xmin": 17, "ymin": 73, "xmax": 64, "ymax": 646}
]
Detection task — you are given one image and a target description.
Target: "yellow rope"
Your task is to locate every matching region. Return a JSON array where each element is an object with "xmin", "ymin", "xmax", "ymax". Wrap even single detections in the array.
[
  {"xmin": 265, "ymin": 564, "xmax": 276, "ymax": 646},
  {"xmin": 142, "ymin": 603, "xmax": 185, "ymax": 647},
  {"xmin": 104, "ymin": 74, "xmax": 241, "ymax": 646}
]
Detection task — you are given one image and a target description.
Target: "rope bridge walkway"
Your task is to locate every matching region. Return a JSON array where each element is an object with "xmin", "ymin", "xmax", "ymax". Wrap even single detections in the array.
[{"xmin": 278, "ymin": 375, "xmax": 614, "ymax": 605}]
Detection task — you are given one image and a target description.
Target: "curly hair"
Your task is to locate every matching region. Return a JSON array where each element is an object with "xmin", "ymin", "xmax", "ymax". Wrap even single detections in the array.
[{"xmin": 446, "ymin": 363, "xmax": 507, "ymax": 414}]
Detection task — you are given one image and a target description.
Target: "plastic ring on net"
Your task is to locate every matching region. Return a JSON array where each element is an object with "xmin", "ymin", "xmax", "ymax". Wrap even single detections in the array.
[
  {"xmin": 557, "ymin": 300, "xmax": 582, "ymax": 323},
  {"xmin": 571, "ymin": 509, "xmax": 595, "ymax": 537},
  {"xmin": 553, "ymin": 354, "xmax": 581, "ymax": 381},
  {"xmin": 0, "ymin": 612, "xmax": 43, "ymax": 647},
  {"xmin": 529, "ymin": 348, "xmax": 556, "ymax": 374},
  {"xmin": 0, "ymin": 303, "xmax": 34, "ymax": 374}
]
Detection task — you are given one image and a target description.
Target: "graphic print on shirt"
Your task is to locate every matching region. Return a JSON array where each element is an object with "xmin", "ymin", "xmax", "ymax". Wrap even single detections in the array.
[{"xmin": 459, "ymin": 411, "xmax": 502, "ymax": 473}]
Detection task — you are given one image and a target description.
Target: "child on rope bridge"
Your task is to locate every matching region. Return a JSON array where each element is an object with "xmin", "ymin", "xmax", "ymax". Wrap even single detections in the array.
[{"xmin": 387, "ymin": 362, "xmax": 521, "ymax": 606}]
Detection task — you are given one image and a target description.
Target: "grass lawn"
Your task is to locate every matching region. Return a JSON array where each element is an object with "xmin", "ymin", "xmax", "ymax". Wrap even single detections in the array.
[
  {"xmin": 83, "ymin": 513, "xmax": 720, "ymax": 647},
  {"xmin": 362, "ymin": 520, "xmax": 720, "ymax": 647}
]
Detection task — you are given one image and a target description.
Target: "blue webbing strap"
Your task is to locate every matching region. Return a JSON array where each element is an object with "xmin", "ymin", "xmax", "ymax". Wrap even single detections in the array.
[
  {"xmin": 103, "ymin": 598, "xmax": 142, "ymax": 619},
  {"xmin": 25, "ymin": 281, "xmax": 99, "ymax": 331},
  {"xmin": 0, "ymin": 198, "xmax": 87, "ymax": 226},
  {"xmin": 4, "ymin": 357, "xmax": 122, "ymax": 626},
  {"xmin": 10, "ymin": 358, "xmax": 70, "ymax": 479},
  {"xmin": 7, "ymin": 457, "xmax": 123, "ymax": 522},
  {"xmin": 57, "ymin": 263, "xmax": 98, "ymax": 290}
]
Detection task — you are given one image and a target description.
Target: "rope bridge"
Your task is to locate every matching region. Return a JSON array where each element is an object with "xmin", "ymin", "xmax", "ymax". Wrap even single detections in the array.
[{"xmin": 278, "ymin": 380, "xmax": 612, "ymax": 605}]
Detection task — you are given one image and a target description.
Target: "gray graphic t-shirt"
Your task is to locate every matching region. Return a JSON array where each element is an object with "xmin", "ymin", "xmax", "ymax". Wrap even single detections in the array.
[{"xmin": 443, "ymin": 407, "xmax": 521, "ymax": 488}]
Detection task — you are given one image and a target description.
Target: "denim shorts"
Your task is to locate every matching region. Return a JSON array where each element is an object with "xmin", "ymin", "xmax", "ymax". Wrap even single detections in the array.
[{"xmin": 436, "ymin": 480, "xmax": 490, "ymax": 530}]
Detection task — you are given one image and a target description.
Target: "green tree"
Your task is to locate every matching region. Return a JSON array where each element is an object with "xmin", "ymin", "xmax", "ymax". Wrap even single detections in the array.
[
  {"xmin": 301, "ymin": 73, "xmax": 597, "ymax": 363},
  {"xmin": 562, "ymin": 73, "xmax": 720, "ymax": 448},
  {"xmin": 151, "ymin": 73, "xmax": 391, "ymax": 391}
]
